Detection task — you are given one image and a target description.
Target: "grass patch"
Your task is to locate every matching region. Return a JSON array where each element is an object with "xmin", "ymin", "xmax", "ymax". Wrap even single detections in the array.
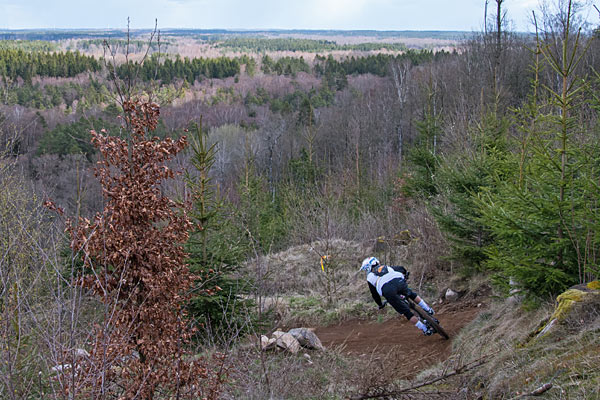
[
  {"xmin": 444, "ymin": 297, "xmax": 600, "ymax": 399},
  {"xmin": 284, "ymin": 294, "xmax": 373, "ymax": 326},
  {"xmin": 223, "ymin": 342, "xmax": 375, "ymax": 399}
]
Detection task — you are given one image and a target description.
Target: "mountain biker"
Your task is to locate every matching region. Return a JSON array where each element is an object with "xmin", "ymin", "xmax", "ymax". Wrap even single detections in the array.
[{"xmin": 360, "ymin": 256, "xmax": 436, "ymax": 336}]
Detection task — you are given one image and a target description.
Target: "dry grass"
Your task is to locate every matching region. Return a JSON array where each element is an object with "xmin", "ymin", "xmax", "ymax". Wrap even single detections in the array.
[
  {"xmin": 438, "ymin": 296, "xmax": 600, "ymax": 399},
  {"xmin": 241, "ymin": 239, "xmax": 371, "ymax": 326},
  {"xmin": 239, "ymin": 199, "xmax": 452, "ymax": 328},
  {"xmin": 240, "ymin": 229, "xmax": 450, "ymax": 327},
  {"xmin": 221, "ymin": 339, "xmax": 381, "ymax": 400}
]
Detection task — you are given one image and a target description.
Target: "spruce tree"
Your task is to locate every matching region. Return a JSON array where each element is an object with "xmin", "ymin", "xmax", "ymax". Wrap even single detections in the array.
[
  {"xmin": 477, "ymin": 2, "xmax": 597, "ymax": 295},
  {"xmin": 432, "ymin": 113, "xmax": 511, "ymax": 273},
  {"xmin": 185, "ymin": 122, "xmax": 250, "ymax": 340}
]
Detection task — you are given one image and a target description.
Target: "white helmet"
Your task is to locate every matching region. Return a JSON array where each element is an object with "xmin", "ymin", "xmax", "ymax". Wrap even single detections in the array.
[{"xmin": 360, "ymin": 257, "xmax": 380, "ymax": 272}]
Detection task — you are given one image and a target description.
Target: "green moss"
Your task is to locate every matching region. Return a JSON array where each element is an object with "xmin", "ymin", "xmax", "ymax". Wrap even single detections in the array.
[
  {"xmin": 553, "ymin": 289, "xmax": 588, "ymax": 322},
  {"xmin": 586, "ymin": 280, "xmax": 600, "ymax": 290}
]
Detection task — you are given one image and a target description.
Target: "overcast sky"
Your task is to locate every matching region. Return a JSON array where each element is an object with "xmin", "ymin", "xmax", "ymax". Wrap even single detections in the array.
[{"xmin": 0, "ymin": 0, "xmax": 595, "ymax": 32}]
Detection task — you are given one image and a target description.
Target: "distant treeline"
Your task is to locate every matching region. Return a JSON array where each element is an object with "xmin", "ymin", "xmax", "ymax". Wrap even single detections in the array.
[
  {"xmin": 327, "ymin": 50, "xmax": 447, "ymax": 76},
  {"xmin": 2, "ymin": 79, "xmax": 110, "ymax": 109},
  {"xmin": 0, "ymin": 39, "xmax": 446, "ymax": 86},
  {"xmin": 0, "ymin": 48, "xmax": 101, "ymax": 81},
  {"xmin": 162, "ymin": 29, "xmax": 470, "ymax": 40},
  {"xmin": 76, "ymin": 39, "xmax": 170, "ymax": 51},
  {"xmin": 0, "ymin": 29, "xmax": 471, "ymax": 43},
  {"xmin": 261, "ymin": 50, "xmax": 447, "ymax": 79},
  {"xmin": 0, "ymin": 30, "xmax": 134, "ymax": 41},
  {"xmin": 115, "ymin": 54, "xmax": 241, "ymax": 84},
  {"xmin": 215, "ymin": 37, "xmax": 408, "ymax": 52},
  {"xmin": 0, "ymin": 40, "xmax": 59, "ymax": 52}
]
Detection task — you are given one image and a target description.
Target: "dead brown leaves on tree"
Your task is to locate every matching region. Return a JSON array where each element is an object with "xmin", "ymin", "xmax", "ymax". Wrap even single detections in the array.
[{"xmin": 65, "ymin": 99, "xmax": 225, "ymax": 399}]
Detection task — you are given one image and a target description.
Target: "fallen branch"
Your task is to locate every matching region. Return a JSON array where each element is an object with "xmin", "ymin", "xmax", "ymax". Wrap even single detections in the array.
[
  {"xmin": 508, "ymin": 383, "xmax": 553, "ymax": 399},
  {"xmin": 349, "ymin": 353, "xmax": 496, "ymax": 400}
]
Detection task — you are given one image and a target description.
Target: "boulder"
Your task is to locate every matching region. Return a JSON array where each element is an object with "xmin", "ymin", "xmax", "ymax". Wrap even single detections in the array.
[
  {"xmin": 272, "ymin": 330, "xmax": 286, "ymax": 339},
  {"xmin": 288, "ymin": 327, "xmax": 325, "ymax": 351},
  {"xmin": 535, "ymin": 281, "xmax": 600, "ymax": 339},
  {"xmin": 275, "ymin": 332, "xmax": 300, "ymax": 354},
  {"xmin": 445, "ymin": 288, "xmax": 459, "ymax": 302}
]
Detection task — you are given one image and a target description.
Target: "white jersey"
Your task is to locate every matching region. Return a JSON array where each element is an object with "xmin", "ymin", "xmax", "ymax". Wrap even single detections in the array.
[{"xmin": 366, "ymin": 267, "xmax": 405, "ymax": 296}]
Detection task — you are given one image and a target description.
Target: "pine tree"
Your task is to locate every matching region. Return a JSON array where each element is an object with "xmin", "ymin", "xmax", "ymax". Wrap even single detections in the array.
[
  {"xmin": 477, "ymin": 2, "xmax": 598, "ymax": 295},
  {"xmin": 401, "ymin": 100, "xmax": 442, "ymax": 200},
  {"xmin": 185, "ymin": 122, "xmax": 251, "ymax": 340},
  {"xmin": 432, "ymin": 113, "xmax": 511, "ymax": 273}
]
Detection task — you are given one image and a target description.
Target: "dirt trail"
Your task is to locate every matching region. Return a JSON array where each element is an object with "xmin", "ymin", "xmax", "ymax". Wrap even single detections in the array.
[{"xmin": 315, "ymin": 303, "xmax": 482, "ymax": 377}]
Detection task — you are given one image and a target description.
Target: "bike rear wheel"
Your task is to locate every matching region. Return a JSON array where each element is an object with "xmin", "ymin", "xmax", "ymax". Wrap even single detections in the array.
[{"xmin": 411, "ymin": 303, "xmax": 449, "ymax": 340}]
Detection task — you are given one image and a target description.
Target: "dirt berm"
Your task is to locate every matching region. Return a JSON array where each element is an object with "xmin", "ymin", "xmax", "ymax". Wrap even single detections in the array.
[{"xmin": 315, "ymin": 301, "xmax": 482, "ymax": 378}]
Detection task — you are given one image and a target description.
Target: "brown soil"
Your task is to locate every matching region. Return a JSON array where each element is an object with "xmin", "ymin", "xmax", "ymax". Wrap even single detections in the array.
[{"xmin": 315, "ymin": 302, "xmax": 483, "ymax": 378}]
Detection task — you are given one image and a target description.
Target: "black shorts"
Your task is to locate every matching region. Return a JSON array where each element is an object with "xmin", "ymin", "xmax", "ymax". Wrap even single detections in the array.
[{"xmin": 381, "ymin": 278, "xmax": 418, "ymax": 320}]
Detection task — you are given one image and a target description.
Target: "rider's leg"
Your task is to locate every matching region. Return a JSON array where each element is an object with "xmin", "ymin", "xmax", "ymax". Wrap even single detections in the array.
[
  {"xmin": 399, "ymin": 280, "xmax": 436, "ymax": 315},
  {"xmin": 414, "ymin": 296, "xmax": 435, "ymax": 315},
  {"xmin": 407, "ymin": 289, "xmax": 435, "ymax": 315},
  {"xmin": 382, "ymin": 280, "xmax": 430, "ymax": 334}
]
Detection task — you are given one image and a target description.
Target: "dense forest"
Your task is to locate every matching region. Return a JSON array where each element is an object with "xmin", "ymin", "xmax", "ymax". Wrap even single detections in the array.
[
  {"xmin": 214, "ymin": 37, "xmax": 410, "ymax": 52},
  {"xmin": 1, "ymin": 1, "xmax": 599, "ymax": 398}
]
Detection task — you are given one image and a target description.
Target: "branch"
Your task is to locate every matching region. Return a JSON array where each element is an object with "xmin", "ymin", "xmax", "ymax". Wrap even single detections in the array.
[
  {"xmin": 349, "ymin": 353, "xmax": 495, "ymax": 400},
  {"xmin": 507, "ymin": 383, "xmax": 553, "ymax": 399}
]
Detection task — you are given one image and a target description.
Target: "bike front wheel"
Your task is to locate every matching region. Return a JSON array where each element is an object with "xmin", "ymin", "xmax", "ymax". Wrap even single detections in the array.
[{"xmin": 411, "ymin": 303, "xmax": 450, "ymax": 340}]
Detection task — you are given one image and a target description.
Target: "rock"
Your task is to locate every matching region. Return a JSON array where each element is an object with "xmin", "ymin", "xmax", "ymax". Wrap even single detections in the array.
[
  {"xmin": 570, "ymin": 280, "xmax": 600, "ymax": 292},
  {"xmin": 261, "ymin": 335, "xmax": 277, "ymax": 351},
  {"xmin": 50, "ymin": 349, "xmax": 89, "ymax": 375},
  {"xmin": 534, "ymin": 283, "xmax": 600, "ymax": 339},
  {"xmin": 553, "ymin": 289, "xmax": 589, "ymax": 321},
  {"xmin": 288, "ymin": 328, "xmax": 325, "ymax": 351},
  {"xmin": 587, "ymin": 280, "xmax": 600, "ymax": 290},
  {"xmin": 275, "ymin": 332, "xmax": 300, "ymax": 354},
  {"xmin": 272, "ymin": 330, "xmax": 286, "ymax": 339},
  {"xmin": 260, "ymin": 335, "xmax": 269, "ymax": 347},
  {"xmin": 445, "ymin": 288, "xmax": 459, "ymax": 302}
]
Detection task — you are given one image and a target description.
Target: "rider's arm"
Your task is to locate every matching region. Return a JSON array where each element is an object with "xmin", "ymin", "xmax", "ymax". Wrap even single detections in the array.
[{"xmin": 368, "ymin": 282, "xmax": 383, "ymax": 307}]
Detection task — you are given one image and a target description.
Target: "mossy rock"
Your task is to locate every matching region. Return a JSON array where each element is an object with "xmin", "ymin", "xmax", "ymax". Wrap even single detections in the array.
[
  {"xmin": 533, "ymin": 284, "xmax": 600, "ymax": 340},
  {"xmin": 553, "ymin": 289, "xmax": 589, "ymax": 322},
  {"xmin": 587, "ymin": 280, "xmax": 600, "ymax": 290}
]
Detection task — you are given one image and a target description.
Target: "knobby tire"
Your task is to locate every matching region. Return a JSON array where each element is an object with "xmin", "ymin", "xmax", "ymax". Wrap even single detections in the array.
[{"xmin": 410, "ymin": 302, "xmax": 450, "ymax": 340}]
